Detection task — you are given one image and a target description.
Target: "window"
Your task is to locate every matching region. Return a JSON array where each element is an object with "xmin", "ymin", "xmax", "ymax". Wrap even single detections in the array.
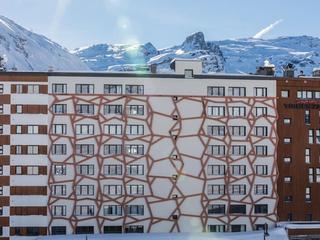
[
  {"xmin": 125, "ymin": 85, "xmax": 144, "ymax": 95},
  {"xmin": 254, "ymin": 184, "xmax": 268, "ymax": 195},
  {"xmin": 308, "ymin": 129, "xmax": 314, "ymax": 144},
  {"xmin": 125, "ymin": 145, "xmax": 144, "ymax": 155},
  {"xmin": 208, "ymin": 145, "xmax": 225, "ymax": 156},
  {"xmin": 52, "ymin": 104, "xmax": 67, "ymax": 114},
  {"xmin": 285, "ymin": 196, "xmax": 293, "ymax": 203},
  {"xmin": 27, "ymin": 84, "xmax": 39, "ymax": 94},
  {"xmin": 16, "ymin": 105, "xmax": 22, "ymax": 114},
  {"xmin": 126, "ymin": 125, "xmax": 144, "ymax": 135},
  {"xmin": 104, "ymin": 144, "xmax": 122, "ymax": 155},
  {"xmin": 306, "ymin": 187, "xmax": 311, "ymax": 202},
  {"xmin": 207, "ymin": 184, "xmax": 225, "ymax": 195},
  {"xmin": 27, "ymin": 166, "xmax": 39, "ymax": 175},
  {"xmin": 15, "ymin": 166, "xmax": 22, "ymax": 175},
  {"xmin": 51, "ymin": 226, "xmax": 67, "ymax": 235},
  {"xmin": 255, "ymin": 165, "xmax": 268, "ymax": 175},
  {"xmin": 284, "ymin": 137, "xmax": 292, "ymax": 144},
  {"xmin": 0, "ymin": 125, "xmax": 3, "ymax": 134},
  {"xmin": 230, "ymin": 126, "xmax": 246, "ymax": 136},
  {"xmin": 309, "ymin": 168, "xmax": 314, "ymax": 183},
  {"xmin": 52, "ymin": 144, "xmax": 67, "ymax": 155},
  {"xmin": 207, "ymin": 86, "xmax": 225, "ymax": 96},
  {"xmin": 0, "ymin": 166, "xmax": 3, "ymax": 175},
  {"xmin": 104, "ymin": 205, "xmax": 122, "ymax": 216},
  {"xmin": 254, "ymin": 126, "xmax": 268, "ymax": 136},
  {"xmin": 229, "ymin": 184, "xmax": 246, "ymax": 195},
  {"xmin": 207, "ymin": 225, "xmax": 225, "ymax": 233},
  {"xmin": 104, "ymin": 165, "xmax": 122, "ymax": 175},
  {"xmin": 15, "ymin": 145, "xmax": 22, "ymax": 155},
  {"xmin": 229, "ymin": 205, "xmax": 246, "ymax": 214},
  {"xmin": 126, "ymin": 205, "xmax": 144, "ymax": 215},
  {"xmin": 76, "ymin": 165, "xmax": 94, "ymax": 175},
  {"xmin": 127, "ymin": 105, "xmax": 144, "ymax": 115},
  {"xmin": 52, "ymin": 84, "xmax": 67, "ymax": 94},
  {"xmin": 255, "ymin": 107, "xmax": 267, "ymax": 116},
  {"xmin": 75, "ymin": 226, "xmax": 94, "ymax": 234},
  {"xmin": 27, "ymin": 125, "xmax": 39, "ymax": 134},
  {"xmin": 283, "ymin": 118, "xmax": 291, "ymax": 124},
  {"xmin": 52, "ymin": 185, "xmax": 66, "ymax": 196},
  {"xmin": 184, "ymin": 69, "xmax": 194, "ymax": 78},
  {"xmin": 0, "ymin": 187, "xmax": 3, "ymax": 195},
  {"xmin": 15, "ymin": 84, "xmax": 23, "ymax": 93},
  {"xmin": 284, "ymin": 157, "xmax": 292, "ymax": 163},
  {"xmin": 0, "ymin": 84, "xmax": 3, "ymax": 94},
  {"xmin": 104, "ymin": 226, "xmax": 122, "ymax": 234},
  {"xmin": 207, "ymin": 165, "xmax": 225, "ymax": 175},
  {"xmin": 255, "ymin": 87, "xmax": 267, "ymax": 97},
  {"xmin": 0, "ymin": 207, "xmax": 3, "ymax": 215},
  {"xmin": 127, "ymin": 185, "xmax": 144, "ymax": 195},
  {"xmin": 316, "ymin": 168, "xmax": 320, "ymax": 183},
  {"xmin": 316, "ymin": 130, "xmax": 320, "ymax": 144},
  {"xmin": 104, "ymin": 84, "xmax": 122, "ymax": 94},
  {"xmin": 52, "ymin": 124, "xmax": 67, "ymax": 135},
  {"xmin": 281, "ymin": 90, "xmax": 289, "ymax": 98},
  {"xmin": 305, "ymin": 110, "xmax": 311, "ymax": 124},
  {"xmin": 125, "ymin": 225, "xmax": 144, "ymax": 233},
  {"xmin": 104, "ymin": 185, "xmax": 122, "ymax": 195},
  {"xmin": 231, "ymin": 225, "xmax": 246, "ymax": 232},
  {"xmin": 297, "ymin": 90, "xmax": 313, "ymax": 99},
  {"xmin": 207, "ymin": 126, "xmax": 225, "ymax": 136},
  {"xmin": 0, "ymin": 146, "xmax": 3, "ymax": 155},
  {"xmin": 305, "ymin": 148, "xmax": 311, "ymax": 164},
  {"xmin": 228, "ymin": 87, "xmax": 246, "ymax": 97},
  {"xmin": 76, "ymin": 185, "xmax": 94, "ymax": 196},
  {"xmin": 229, "ymin": 107, "xmax": 246, "ymax": 117},
  {"xmin": 76, "ymin": 124, "xmax": 94, "ymax": 135},
  {"xmin": 231, "ymin": 165, "xmax": 246, "ymax": 175},
  {"xmin": 75, "ymin": 84, "xmax": 94, "ymax": 94},
  {"xmin": 74, "ymin": 205, "xmax": 94, "ymax": 216},
  {"xmin": 104, "ymin": 105, "xmax": 122, "ymax": 115},
  {"xmin": 0, "ymin": 105, "xmax": 3, "ymax": 114},
  {"xmin": 284, "ymin": 176, "xmax": 292, "ymax": 183},
  {"xmin": 127, "ymin": 165, "xmax": 144, "ymax": 175},
  {"xmin": 208, "ymin": 204, "xmax": 225, "ymax": 215},
  {"xmin": 27, "ymin": 145, "xmax": 38, "ymax": 155},
  {"xmin": 231, "ymin": 145, "xmax": 246, "ymax": 155},
  {"xmin": 76, "ymin": 144, "xmax": 94, "ymax": 156},
  {"xmin": 255, "ymin": 145, "xmax": 268, "ymax": 155},
  {"xmin": 207, "ymin": 106, "xmax": 225, "ymax": 116},
  {"xmin": 76, "ymin": 104, "xmax": 94, "ymax": 115},
  {"xmin": 52, "ymin": 205, "xmax": 66, "ymax": 216},
  {"xmin": 104, "ymin": 124, "xmax": 122, "ymax": 135},
  {"xmin": 53, "ymin": 165, "xmax": 66, "ymax": 175}
]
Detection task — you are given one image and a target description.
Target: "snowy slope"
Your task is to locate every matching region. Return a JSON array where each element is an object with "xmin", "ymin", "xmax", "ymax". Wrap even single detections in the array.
[
  {"xmin": 0, "ymin": 15, "xmax": 89, "ymax": 71},
  {"xmin": 213, "ymin": 36, "xmax": 320, "ymax": 75},
  {"xmin": 73, "ymin": 32, "xmax": 225, "ymax": 73},
  {"xmin": 74, "ymin": 32, "xmax": 320, "ymax": 75}
]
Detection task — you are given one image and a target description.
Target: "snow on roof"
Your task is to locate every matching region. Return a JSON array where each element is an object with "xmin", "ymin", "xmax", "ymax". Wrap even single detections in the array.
[
  {"xmin": 278, "ymin": 221, "xmax": 320, "ymax": 229},
  {"xmin": 36, "ymin": 228, "xmax": 288, "ymax": 240}
]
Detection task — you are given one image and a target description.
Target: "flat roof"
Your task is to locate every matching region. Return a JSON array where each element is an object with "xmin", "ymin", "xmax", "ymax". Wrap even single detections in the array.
[{"xmin": 0, "ymin": 71, "xmax": 319, "ymax": 81}]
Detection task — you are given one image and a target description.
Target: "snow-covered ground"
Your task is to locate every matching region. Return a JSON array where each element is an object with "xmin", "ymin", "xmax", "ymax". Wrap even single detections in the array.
[{"xmin": 36, "ymin": 228, "xmax": 288, "ymax": 240}]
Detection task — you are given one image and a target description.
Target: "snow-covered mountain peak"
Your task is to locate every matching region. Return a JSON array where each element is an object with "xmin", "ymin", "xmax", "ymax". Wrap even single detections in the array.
[
  {"xmin": 0, "ymin": 15, "xmax": 89, "ymax": 71},
  {"xmin": 181, "ymin": 31, "xmax": 207, "ymax": 51}
]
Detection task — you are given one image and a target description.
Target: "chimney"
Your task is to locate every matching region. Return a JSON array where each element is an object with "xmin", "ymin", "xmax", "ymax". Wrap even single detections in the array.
[
  {"xmin": 150, "ymin": 64, "xmax": 157, "ymax": 74},
  {"xmin": 283, "ymin": 63, "xmax": 295, "ymax": 78},
  {"xmin": 313, "ymin": 68, "xmax": 320, "ymax": 77},
  {"xmin": 256, "ymin": 60, "xmax": 275, "ymax": 76}
]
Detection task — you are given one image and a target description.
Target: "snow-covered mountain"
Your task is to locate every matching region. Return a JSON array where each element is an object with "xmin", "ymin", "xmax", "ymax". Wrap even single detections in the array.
[
  {"xmin": 73, "ymin": 32, "xmax": 320, "ymax": 76},
  {"xmin": 72, "ymin": 32, "xmax": 225, "ymax": 73},
  {"xmin": 0, "ymin": 16, "xmax": 89, "ymax": 71},
  {"xmin": 212, "ymin": 36, "xmax": 320, "ymax": 75}
]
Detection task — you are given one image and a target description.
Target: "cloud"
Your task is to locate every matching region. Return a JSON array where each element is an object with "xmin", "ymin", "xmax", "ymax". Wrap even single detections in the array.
[
  {"xmin": 50, "ymin": 0, "xmax": 72, "ymax": 36},
  {"xmin": 253, "ymin": 19, "xmax": 283, "ymax": 39}
]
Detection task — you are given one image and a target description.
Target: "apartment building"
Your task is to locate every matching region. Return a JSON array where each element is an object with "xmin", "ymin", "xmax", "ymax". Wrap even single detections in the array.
[{"xmin": 0, "ymin": 60, "xmax": 278, "ymax": 238}]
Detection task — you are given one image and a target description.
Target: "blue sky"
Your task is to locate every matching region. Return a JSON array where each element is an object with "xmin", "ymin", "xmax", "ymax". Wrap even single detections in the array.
[{"xmin": 0, "ymin": 0, "xmax": 319, "ymax": 50}]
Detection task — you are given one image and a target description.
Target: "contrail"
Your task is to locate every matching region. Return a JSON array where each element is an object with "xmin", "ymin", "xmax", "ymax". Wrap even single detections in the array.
[{"xmin": 253, "ymin": 19, "xmax": 283, "ymax": 39}]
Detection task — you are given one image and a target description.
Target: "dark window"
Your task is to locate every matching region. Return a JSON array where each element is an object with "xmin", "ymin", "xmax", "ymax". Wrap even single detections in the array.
[
  {"xmin": 75, "ymin": 226, "xmax": 94, "ymax": 234},
  {"xmin": 0, "ymin": 226, "xmax": 2, "ymax": 236},
  {"xmin": 104, "ymin": 226, "xmax": 122, "ymax": 234},
  {"xmin": 208, "ymin": 204, "xmax": 225, "ymax": 214},
  {"xmin": 284, "ymin": 196, "xmax": 293, "ymax": 203},
  {"xmin": 288, "ymin": 213, "xmax": 293, "ymax": 221},
  {"xmin": 306, "ymin": 213, "xmax": 312, "ymax": 221},
  {"xmin": 305, "ymin": 110, "xmax": 311, "ymax": 124},
  {"xmin": 207, "ymin": 86, "xmax": 225, "ymax": 96},
  {"xmin": 231, "ymin": 225, "xmax": 246, "ymax": 232},
  {"xmin": 125, "ymin": 225, "xmax": 144, "ymax": 233},
  {"xmin": 254, "ymin": 204, "xmax": 268, "ymax": 214},
  {"xmin": 229, "ymin": 205, "xmax": 246, "ymax": 214},
  {"xmin": 51, "ymin": 226, "xmax": 66, "ymax": 235},
  {"xmin": 26, "ymin": 227, "xmax": 40, "ymax": 236},
  {"xmin": 207, "ymin": 225, "xmax": 225, "ymax": 232},
  {"xmin": 255, "ymin": 224, "xmax": 265, "ymax": 231}
]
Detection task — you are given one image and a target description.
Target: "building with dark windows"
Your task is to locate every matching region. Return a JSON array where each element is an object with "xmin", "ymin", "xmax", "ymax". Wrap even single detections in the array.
[{"xmin": 0, "ymin": 59, "xmax": 320, "ymax": 239}]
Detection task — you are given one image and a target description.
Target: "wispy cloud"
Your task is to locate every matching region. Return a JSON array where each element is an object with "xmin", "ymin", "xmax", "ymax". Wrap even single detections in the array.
[
  {"xmin": 253, "ymin": 19, "xmax": 283, "ymax": 39},
  {"xmin": 50, "ymin": 0, "xmax": 72, "ymax": 36}
]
